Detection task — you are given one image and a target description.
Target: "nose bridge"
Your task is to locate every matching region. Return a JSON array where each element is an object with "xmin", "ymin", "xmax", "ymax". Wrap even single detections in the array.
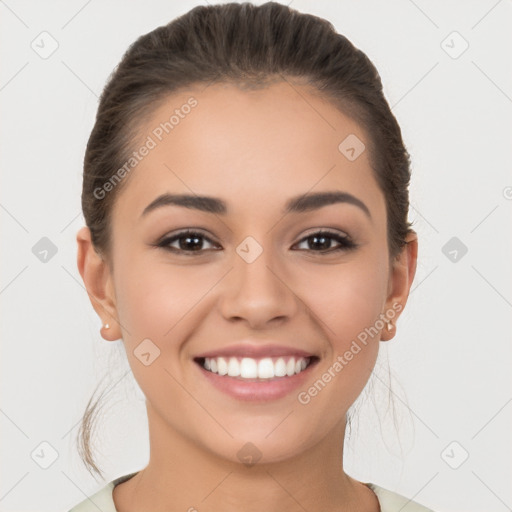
[{"xmin": 219, "ymin": 235, "xmax": 297, "ymax": 326}]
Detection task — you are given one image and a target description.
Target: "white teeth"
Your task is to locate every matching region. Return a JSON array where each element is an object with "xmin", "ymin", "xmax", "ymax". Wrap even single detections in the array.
[
  {"xmin": 217, "ymin": 357, "xmax": 228, "ymax": 376},
  {"xmin": 201, "ymin": 356, "xmax": 312, "ymax": 379},
  {"xmin": 258, "ymin": 358, "xmax": 274, "ymax": 378},
  {"xmin": 240, "ymin": 358, "xmax": 258, "ymax": 378},
  {"xmin": 274, "ymin": 358, "xmax": 287, "ymax": 377},
  {"xmin": 286, "ymin": 358, "xmax": 295, "ymax": 376},
  {"xmin": 227, "ymin": 357, "xmax": 239, "ymax": 377}
]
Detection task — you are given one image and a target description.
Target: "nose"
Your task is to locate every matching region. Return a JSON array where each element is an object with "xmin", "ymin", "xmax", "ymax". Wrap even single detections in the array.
[{"xmin": 218, "ymin": 244, "xmax": 299, "ymax": 329}]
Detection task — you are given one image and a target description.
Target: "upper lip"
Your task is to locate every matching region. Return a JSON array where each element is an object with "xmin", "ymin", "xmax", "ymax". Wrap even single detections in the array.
[{"xmin": 194, "ymin": 343, "xmax": 316, "ymax": 359}]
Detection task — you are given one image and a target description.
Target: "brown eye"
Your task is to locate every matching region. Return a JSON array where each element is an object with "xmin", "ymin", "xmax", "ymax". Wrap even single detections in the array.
[
  {"xmin": 294, "ymin": 230, "xmax": 357, "ymax": 253},
  {"xmin": 157, "ymin": 230, "xmax": 220, "ymax": 254}
]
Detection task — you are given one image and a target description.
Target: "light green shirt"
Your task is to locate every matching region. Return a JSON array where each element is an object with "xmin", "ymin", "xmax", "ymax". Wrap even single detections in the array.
[{"xmin": 68, "ymin": 472, "xmax": 435, "ymax": 511}]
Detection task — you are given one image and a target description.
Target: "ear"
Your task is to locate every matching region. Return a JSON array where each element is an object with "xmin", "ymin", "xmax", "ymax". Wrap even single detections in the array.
[
  {"xmin": 76, "ymin": 226, "xmax": 121, "ymax": 341},
  {"xmin": 380, "ymin": 231, "xmax": 418, "ymax": 342}
]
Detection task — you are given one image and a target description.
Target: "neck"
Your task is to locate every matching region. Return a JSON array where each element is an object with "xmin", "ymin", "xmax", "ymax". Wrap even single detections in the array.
[{"xmin": 113, "ymin": 404, "xmax": 379, "ymax": 512}]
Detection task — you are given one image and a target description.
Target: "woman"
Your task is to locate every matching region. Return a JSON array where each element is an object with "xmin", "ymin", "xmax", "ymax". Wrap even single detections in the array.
[{"xmin": 70, "ymin": 2, "xmax": 433, "ymax": 510}]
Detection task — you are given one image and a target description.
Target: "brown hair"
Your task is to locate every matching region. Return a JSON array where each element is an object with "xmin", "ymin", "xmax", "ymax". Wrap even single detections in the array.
[{"xmin": 78, "ymin": 1, "xmax": 414, "ymax": 479}]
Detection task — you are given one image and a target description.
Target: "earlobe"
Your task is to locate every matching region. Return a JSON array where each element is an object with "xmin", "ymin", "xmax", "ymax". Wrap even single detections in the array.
[
  {"xmin": 76, "ymin": 226, "xmax": 121, "ymax": 341},
  {"xmin": 380, "ymin": 231, "xmax": 418, "ymax": 342}
]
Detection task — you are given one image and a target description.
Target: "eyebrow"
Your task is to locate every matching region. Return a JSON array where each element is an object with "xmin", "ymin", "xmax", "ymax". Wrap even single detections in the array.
[{"xmin": 141, "ymin": 191, "xmax": 371, "ymax": 219}]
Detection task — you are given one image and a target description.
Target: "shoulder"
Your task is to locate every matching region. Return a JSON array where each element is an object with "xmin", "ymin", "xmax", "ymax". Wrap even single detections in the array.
[
  {"xmin": 67, "ymin": 476, "xmax": 437, "ymax": 512},
  {"xmin": 67, "ymin": 472, "xmax": 138, "ymax": 512},
  {"xmin": 67, "ymin": 482, "xmax": 116, "ymax": 512},
  {"xmin": 365, "ymin": 482, "xmax": 436, "ymax": 512}
]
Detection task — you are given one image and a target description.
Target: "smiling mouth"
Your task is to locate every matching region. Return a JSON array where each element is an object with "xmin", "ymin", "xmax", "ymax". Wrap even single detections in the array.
[{"xmin": 194, "ymin": 355, "xmax": 320, "ymax": 381}]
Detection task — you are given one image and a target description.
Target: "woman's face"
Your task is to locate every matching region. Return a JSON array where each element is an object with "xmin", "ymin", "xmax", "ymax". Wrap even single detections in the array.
[{"xmin": 81, "ymin": 81, "xmax": 416, "ymax": 464}]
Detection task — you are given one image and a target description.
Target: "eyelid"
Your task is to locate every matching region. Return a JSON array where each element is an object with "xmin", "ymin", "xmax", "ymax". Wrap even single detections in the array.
[
  {"xmin": 299, "ymin": 227, "xmax": 350, "ymax": 239},
  {"xmin": 158, "ymin": 227, "xmax": 210, "ymax": 240}
]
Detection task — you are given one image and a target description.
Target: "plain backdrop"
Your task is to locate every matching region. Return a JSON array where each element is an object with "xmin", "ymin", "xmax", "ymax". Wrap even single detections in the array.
[{"xmin": 1, "ymin": 1, "xmax": 511, "ymax": 511}]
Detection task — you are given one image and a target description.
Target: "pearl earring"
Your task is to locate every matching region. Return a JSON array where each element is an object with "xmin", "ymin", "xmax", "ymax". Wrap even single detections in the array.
[
  {"xmin": 386, "ymin": 320, "xmax": 393, "ymax": 332},
  {"xmin": 103, "ymin": 323, "xmax": 110, "ymax": 329}
]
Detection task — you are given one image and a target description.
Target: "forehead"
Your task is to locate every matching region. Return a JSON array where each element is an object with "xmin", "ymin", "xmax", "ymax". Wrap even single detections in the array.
[{"xmin": 112, "ymin": 81, "xmax": 385, "ymax": 223}]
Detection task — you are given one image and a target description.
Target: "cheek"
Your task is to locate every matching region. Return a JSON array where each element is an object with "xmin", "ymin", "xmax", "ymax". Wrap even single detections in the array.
[
  {"xmin": 113, "ymin": 252, "xmax": 215, "ymax": 346},
  {"xmin": 294, "ymin": 260, "xmax": 387, "ymax": 417},
  {"xmin": 304, "ymin": 255, "xmax": 389, "ymax": 345},
  {"xmin": 111, "ymin": 257, "xmax": 215, "ymax": 405}
]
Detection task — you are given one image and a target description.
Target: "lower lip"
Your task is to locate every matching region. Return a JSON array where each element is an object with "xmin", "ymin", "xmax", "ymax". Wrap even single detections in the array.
[{"xmin": 195, "ymin": 359, "xmax": 318, "ymax": 402}]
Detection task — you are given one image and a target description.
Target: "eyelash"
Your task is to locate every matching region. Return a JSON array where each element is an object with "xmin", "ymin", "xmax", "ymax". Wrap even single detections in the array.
[{"xmin": 156, "ymin": 229, "xmax": 357, "ymax": 256}]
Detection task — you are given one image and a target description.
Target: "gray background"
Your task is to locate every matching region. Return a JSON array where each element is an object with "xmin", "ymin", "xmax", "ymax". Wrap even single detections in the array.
[{"xmin": 1, "ymin": 1, "xmax": 511, "ymax": 511}]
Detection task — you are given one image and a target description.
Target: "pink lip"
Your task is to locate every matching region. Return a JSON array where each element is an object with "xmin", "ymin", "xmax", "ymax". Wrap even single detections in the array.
[
  {"xmin": 194, "ymin": 343, "xmax": 315, "ymax": 359},
  {"xmin": 195, "ymin": 358, "xmax": 319, "ymax": 402}
]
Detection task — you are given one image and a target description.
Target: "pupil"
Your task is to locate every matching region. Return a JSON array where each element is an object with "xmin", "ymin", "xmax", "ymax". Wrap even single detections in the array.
[
  {"xmin": 311, "ymin": 235, "xmax": 330, "ymax": 250},
  {"xmin": 181, "ymin": 235, "xmax": 201, "ymax": 250}
]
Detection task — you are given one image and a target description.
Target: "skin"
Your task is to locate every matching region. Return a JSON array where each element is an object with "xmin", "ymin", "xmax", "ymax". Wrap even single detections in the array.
[{"xmin": 77, "ymin": 81, "xmax": 418, "ymax": 512}]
